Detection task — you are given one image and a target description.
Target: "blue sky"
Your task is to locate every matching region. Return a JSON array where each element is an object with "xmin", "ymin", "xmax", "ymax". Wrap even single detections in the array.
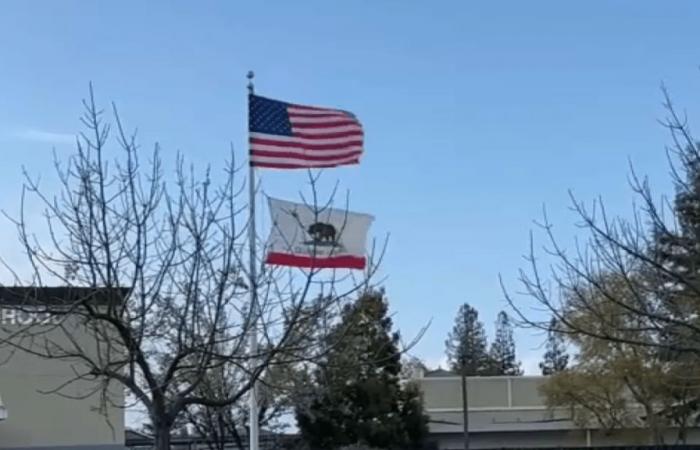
[{"xmin": 1, "ymin": 1, "xmax": 700, "ymax": 372}]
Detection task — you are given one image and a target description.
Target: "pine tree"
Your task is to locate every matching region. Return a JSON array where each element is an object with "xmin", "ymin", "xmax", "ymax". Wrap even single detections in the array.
[
  {"xmin": 489, "ymin": 311, "xmax": 522, "ymax": 376},
  {"xmin": 654, "ymin": 144, "xmax": 700, "ymax": 350},
  {"xmin": 445, "ymin": 303, "xmax": 492, "ymax": 375},
  {"xmin": 539, "ymin": 317, "xmax": 569, "ymax": 375},
  {"xmin": 296, "ymin": 290, "xmax": 428, "ymax": 450}
]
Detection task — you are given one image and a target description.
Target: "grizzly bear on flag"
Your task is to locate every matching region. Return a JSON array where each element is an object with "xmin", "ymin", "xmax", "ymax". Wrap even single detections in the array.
[{"xmin": 307, "ymin": 222, "xmax": 337, "ymax": 244}]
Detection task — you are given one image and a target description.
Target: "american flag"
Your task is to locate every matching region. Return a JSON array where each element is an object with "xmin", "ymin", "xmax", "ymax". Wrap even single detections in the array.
[{"xmin": 248, "ymin": 94, "xmax": 364, "ymax": 169}]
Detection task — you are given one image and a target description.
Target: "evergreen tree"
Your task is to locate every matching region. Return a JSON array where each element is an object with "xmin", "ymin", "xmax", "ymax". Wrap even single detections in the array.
[
  {"xmin": 296, "ymin": 290, "xmax": 428, "ymax": 450},
  {"xmin": 445, "ymin": 303, "xmax": 491, "ymax": 375},
  {"xmin": 398, "ymin": 381, "xmax": 430, "ymax": 449},
  {"xmin": 489, "ymin": 311, "xmax": 522, "ymax": 376},
  {"xmin": 658, "ymin": 144, "xmax": 700, "ymax": 284},
  {"xmin": 540, "ymin": 317, "xmax": 569, "ymax": 375},
  {"xmin": 653, "ymin": 144, "xmax": 700, "ymax": 352}
]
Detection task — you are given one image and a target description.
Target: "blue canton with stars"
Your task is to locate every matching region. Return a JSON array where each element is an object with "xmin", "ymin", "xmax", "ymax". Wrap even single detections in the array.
[{"xmin": 249, "ymin": 95, "xmax": 293, "ymax": 136}]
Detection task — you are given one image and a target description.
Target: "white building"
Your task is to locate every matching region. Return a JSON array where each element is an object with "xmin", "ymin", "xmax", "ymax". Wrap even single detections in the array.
[
  {"xmin": 0, "ymin": 287, "xmax": 125, "ymax": 450},
  {"xmin": 417, "ymin": 369, "xmax": 700, "ymax": 449}
]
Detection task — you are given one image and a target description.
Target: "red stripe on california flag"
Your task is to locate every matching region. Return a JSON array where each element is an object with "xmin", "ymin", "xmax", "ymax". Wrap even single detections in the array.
[
  {"xmin": 251, "ymin": 158, "xmax": 360, "ymax": 169},
  {"xmin": 266, "ymin": 252, "xmax": 366, "ymax": 269}
]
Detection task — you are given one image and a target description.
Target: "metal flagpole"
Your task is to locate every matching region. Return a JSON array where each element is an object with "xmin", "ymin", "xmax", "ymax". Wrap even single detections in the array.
[{"xmin": 246, "ymin": 70, "xmax": 260, "ymax": 450}]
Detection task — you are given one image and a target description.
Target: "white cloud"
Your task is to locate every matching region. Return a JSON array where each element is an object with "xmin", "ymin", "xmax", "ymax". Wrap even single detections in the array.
[
  {"xmin": 10, "ymin": 128, "xmax": 75, "ymax": 145},
  {"xmin": 422, "ymin": 354, "xmax": 449, "ymax": 371},
  {"xmin": 520, "ymin": 352, "xmax": 542, "ymax": 375},
  {"xmin": 420, "ymin": 352, "xmax": 542, "ymax": 374}
]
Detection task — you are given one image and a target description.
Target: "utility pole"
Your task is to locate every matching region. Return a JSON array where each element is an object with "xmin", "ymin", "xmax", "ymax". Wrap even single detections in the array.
[
  {"xmin": 461, "ymin": 364, "xmax": 470, "ymax": 450},
  {"xmin": 461, "ymin": 308, "xmax": 470, "ymax": 450}
]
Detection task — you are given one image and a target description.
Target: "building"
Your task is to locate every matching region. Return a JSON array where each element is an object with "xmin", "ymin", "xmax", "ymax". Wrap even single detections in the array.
[
  {"xmin": 0, "ymin": 287, "xmax": 125, "ymax": 450},
  {"xmin": 417, "ymin": 369, "xmax": 700, "ymax": 449}
]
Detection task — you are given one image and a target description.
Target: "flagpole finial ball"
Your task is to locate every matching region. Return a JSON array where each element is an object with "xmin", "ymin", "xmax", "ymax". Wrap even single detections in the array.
[{"xmin": 247, "ymin": 71, "xmax": 255, "ymax": 94}]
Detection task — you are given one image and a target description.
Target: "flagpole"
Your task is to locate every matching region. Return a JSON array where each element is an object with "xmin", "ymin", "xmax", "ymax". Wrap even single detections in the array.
[{"xmin": 247, "ymin": 70, "xmax": 260, "ymax": 450}]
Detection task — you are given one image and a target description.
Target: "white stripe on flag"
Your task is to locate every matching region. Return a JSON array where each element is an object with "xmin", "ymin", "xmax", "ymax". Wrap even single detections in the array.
[
  {"xmin": 287, "ymin": 107, "xmax": 346, "ymax": 115},
  {"xmin": 289, "ymin": 116, "xmax": 358, "ymax": 124},
  {"xmin": 250, "ymin": 132, "xmax": 362, "ymax": 145},
  {"xmin": 290, "ymin": 125, "xmax": 362, "ymax": 135}
]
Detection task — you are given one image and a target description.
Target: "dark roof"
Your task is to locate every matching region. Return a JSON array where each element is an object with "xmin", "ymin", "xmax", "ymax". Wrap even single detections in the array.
[
  {"xmin": 125, "ymin": 429, "xmax": 299, "ymax": 447},
  {"xmin": 125, "ymin": 429, "xmax": 151, "ymax": 441},
  {"xmin": 424, "ymin": 368, "xmax": 457, "ymax": 377},
  {"xmin": 0, "ymin": 287, "xmax": 129, "ymax": 307}
]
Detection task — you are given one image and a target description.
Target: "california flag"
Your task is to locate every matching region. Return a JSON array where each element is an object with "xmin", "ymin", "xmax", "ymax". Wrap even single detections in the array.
[{"xmin": 265, "ymin": 197, "xmax": 374, "ymax": 270}]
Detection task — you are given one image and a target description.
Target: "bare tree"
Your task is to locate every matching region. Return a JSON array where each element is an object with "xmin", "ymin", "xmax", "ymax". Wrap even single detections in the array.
[
  {"xmin": 182, "ymin": 305, "xmax": 323, "ymax": 450},
  {"xmin": 183, "ymin": 353, "xmax": 306, "ymax": 450},
  {"xmin": 502, "ymin": 85, "xmax": 700, "ymax": 420},
  {"xmin": 539, "ymin": 273, "xmax": 700, "ymax": 444},
  {"xmin": 0, "ymin": 87, "xmax": 385, "ymax": 450}
]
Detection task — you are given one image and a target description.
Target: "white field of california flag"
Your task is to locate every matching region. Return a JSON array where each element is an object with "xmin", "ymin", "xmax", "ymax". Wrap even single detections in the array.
[{"xmin": 265, "ymin": 197, "xmax": 374, "ymax": 270}]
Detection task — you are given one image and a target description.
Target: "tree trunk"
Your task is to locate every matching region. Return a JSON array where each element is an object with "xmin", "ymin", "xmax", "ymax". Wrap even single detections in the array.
[
  {"xmin": 644, "ymin": 406, "xmax": 664, "ymax": 445},
  {"xmin": 677, "ymin": 421, "xmax": 688, "ymax": 445},
  {"xmin": 154, "ymin": 421, "xmax": 172, "ymax": 450}
]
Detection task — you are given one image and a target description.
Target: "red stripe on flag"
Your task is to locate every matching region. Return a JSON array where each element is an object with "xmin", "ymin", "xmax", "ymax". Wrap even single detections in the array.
[
  {"xmin": 291, "ymin": 120, "xmax": 359, "ymax": 129},
  {"xmin": 266, "ymin": 252, "xmax": 366, "ymax": 269},
  {"xmin": 288, "ymin": 103, "xmax": 339, "ymax": 112},
  {"xmin": 288, "ymin": 112, "xmax": 349, "ymax": 119},
  {"xmin": 251, "ymin": 150, "xmax": 362, "ymax": 161},
  {"xmin": 251, "ymin": 158, "xmax": 360, "ymax": 169},
  {"xmin": 251, "ymin": 137, "xmax": 363, "ymax": 151},
  {"xmin": 292, "ymin": 130, "xmax": 363, "ymax": 140}
]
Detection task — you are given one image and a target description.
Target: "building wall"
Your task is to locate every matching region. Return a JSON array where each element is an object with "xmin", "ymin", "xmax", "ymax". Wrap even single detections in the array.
[
  {"xmin": 417, "ymin": 374, "xmax": 700, "ymax": 449},
  {"xmin": 431, "ymin": 428, "xmax": 700, "ymax": 449},
  {"xmin": 420, "ymin": 376, "xmax": 548, "ymax": 410},
  {"xmin": 0, "ymin": 308, "xmax": 124, "ymax": 449}
]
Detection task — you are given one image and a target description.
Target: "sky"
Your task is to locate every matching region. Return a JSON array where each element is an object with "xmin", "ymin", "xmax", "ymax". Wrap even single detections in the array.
[{"xmin": 1, "ymin": 1, "xmax": 700, "ymax": 374}]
